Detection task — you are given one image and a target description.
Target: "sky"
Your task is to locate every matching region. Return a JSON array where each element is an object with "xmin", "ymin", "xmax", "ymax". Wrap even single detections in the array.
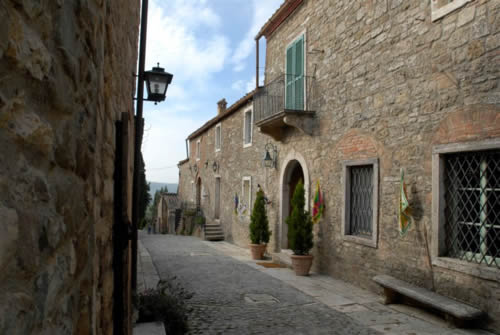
[{"xmin": 141, "ymin": 0, "xmax": 284, "ymax": 184}]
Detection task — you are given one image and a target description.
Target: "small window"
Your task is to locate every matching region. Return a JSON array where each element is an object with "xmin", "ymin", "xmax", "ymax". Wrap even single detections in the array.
[
  {"xmin": 342, "ymin": 159, "xmax": 379, "ymax": 248},
  {"xmin": 443, "ymin": 150, "xmax": 500, "ymax": 268},
  {"xmin": 196, "ymin": 140, "xmax": 201, "ymax": 161},
  {"xmin": 191, "ymin": 181, "xmax": 195, "ymax": 202},
  {"xmin": 243, "ymin": 109, "xmax": 253, "ymax": 147},
  {"xmin": 431, "ymin": 0, "xmax": 472, "ymax": 22},
  {"xmin": 241, "ymin": 177, "xmax": 252, "ymax": 215},
  {"xmin": 215, "ymin": 123, "xmax": 221, "ymax": 152}
]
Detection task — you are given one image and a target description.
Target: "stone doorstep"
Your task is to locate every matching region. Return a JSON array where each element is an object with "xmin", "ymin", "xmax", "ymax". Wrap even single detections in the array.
[
  {"xmin": 133, "ymin": 322, "xmax": 166, "ymax": 335},
  {"xmin": 270, "ymin": 249, "xmax": 295, "ymax": 268}
]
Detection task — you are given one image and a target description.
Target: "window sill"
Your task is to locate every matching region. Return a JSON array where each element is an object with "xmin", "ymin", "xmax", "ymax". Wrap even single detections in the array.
[
  {"xmin": 431, "ymin": 0, "xmax": 473, "ymax": 22},
  {"xmin": 243, "ymin": 142, "xmax": 252, "ymax": 148},
  {"xmin": 215, "ymin": 148, "xmax": 221, "ymax": 153},
  {"xmin": 342, "ymin": 235, "xmax": 377, "ymax": 248},
  {"xmin": 432, "ymin": 257, "xmax": 499, "ymax": 281}
]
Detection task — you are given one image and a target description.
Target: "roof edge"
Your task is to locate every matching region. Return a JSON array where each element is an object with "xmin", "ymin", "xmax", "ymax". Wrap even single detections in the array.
[
  {"xmin": 186, "ymin": 89, "xmax": 256, "ymax": 141},
  {"xmin": 255, "ymin": 0, "xmax": 304, "ymax": 40}
]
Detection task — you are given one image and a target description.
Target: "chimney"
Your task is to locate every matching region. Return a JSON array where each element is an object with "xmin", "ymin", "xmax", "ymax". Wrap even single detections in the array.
[{"xmin": 217, "ymin": 98, "xmax": 227, "ymax": 115}]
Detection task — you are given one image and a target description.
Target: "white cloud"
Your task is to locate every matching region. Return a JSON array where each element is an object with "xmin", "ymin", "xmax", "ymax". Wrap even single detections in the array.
[
  {"xmin": 146, "ymin": 0, "xmax": 230, "ymax": 84},
  {"xmin": 142, "ymin": 113, "xmax": 200, "ymax": 183},
  {"xmin": 231, "ymin": 0, "xmax": 283, "ymax": 72}
]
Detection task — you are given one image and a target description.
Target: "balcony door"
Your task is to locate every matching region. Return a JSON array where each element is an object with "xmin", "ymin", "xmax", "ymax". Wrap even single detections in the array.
[{"xmin": 285, "ymin": 34, "xmax": 304, "ymax": 111}]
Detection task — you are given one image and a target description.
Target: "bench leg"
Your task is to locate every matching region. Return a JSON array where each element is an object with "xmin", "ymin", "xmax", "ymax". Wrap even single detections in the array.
[
  {"xmin": 445, "ymin": 314, "xmax": 467, "ymax": 328},
  {"xmin": 383, "ymin": 288, "xmax": 399, "ymax": 305}
]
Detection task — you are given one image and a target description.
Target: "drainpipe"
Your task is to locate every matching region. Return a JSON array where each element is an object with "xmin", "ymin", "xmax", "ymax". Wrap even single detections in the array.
[{"xmin": 255, "ymin": 38, "xmax": 259, "ymax": 89}]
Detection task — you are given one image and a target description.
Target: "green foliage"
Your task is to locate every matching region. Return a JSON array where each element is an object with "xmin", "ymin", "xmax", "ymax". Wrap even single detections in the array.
[
  {"xmin": 138, "ymin": 155, "xmax": 151, "ymax": 225},
  {"xmin": 286, "ymin": 181, "xmax": 313, "ymax": 255},
  {"xmin": 249, "ymin": 190, "xmax": 271, "ymax": 244},
  {"xmin": 137, "ymin": 279, "xmax": 190, "ymax": 335},
  {"xmin": 194, "ymin": 215, "xmax": 205, "ymax": 226}
]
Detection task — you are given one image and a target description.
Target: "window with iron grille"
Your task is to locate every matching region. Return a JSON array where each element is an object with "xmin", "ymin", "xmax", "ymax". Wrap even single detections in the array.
[
  {"xmin": 342, "ymin": 159, "xmax": 379, "ymax": 248},
  {"xmin": 443, "ymin": 150, "xmax": 500, "ymax": 268},
  {"xmin": 350, "ymin": 165, "xmax": 373, "ymax": 236}
]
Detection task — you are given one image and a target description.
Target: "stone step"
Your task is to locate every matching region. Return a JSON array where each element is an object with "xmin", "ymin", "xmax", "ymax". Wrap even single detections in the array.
[
  {"xmin": 205, "ymin": 227, "xmax": 222, "ymax": 231},
  {"xmin": 204, "ymin": 223, "xmax": 224, "ymax": 241},
  {"xmin": 205, "ymin": 230, "xmax": 224, "ymax": 236}
]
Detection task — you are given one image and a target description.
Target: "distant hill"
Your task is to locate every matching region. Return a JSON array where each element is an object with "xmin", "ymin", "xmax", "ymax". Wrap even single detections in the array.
[{"xmin": 148, "ymin": 181, "xmax": 178, "ymax": 196}]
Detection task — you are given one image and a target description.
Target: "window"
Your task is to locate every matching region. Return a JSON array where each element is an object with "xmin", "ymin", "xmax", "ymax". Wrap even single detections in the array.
[
  {"xmin": 196, "ymin": 139, "xmax": 200, "ymax": 161},
  {"xmin": 214, "ymin": 177, "xmax": 221, "ymax": 219},
  {"xmin": 285, "ymin": 34, "xmax": 305, "ymax": 111},
  {"xmin": 431, "ymin": 0, "xmax": 472, "ymax": 22},
  {"xmin": 215, "ymin": 123, "xmax": 221, "ymax": 152},
  {"xmin": 342, "ymin": 159, "xmax": 379, "ymax": 248},
  {"xmin": 243, "ymin": 109, "xmax": 252, "ymax": 147},
  {"xmin": 241, "ymin": 177, "xmax": 252, "ymax": 215},
  {"xmin": 191, "ymin": 181, "xmax": 195, "ymax": 202},
  {"xmin": 442, "ymin": 150, "xmax": 500, "ymax": 268}
]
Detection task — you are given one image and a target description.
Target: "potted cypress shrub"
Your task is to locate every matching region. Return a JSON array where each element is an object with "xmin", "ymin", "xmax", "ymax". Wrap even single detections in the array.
[
  {"xmin": 249, "ymin": 189, "xmax": 271, "ymax": 260},
  {"xmin": 286, "ymin": 180, "xmax": 314, "ymax": 276}
]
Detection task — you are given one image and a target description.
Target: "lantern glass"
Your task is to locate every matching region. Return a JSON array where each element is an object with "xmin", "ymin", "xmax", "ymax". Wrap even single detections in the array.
[
  {"xmin": 263, "ymin": 150, "xmax": 273, "ymax": 168},
  {"xmin": 144, "ymin": 64, "xmax": 173, "ymax": 102}
]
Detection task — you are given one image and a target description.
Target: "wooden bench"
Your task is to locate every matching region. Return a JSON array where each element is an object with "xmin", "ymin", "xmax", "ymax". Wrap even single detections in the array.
[{"xmin": 373, "ymin": 275, "xmax": 484, "ymax": 327}]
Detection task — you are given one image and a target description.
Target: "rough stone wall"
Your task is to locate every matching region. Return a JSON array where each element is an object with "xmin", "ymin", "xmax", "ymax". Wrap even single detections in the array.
[
  {"xmin": 0, "ymin": 1, "xmax": 139, "ymax": 334},
  {"xmin": 262, "ymin": 0, "xmax": 499, "ymax": 331},
  {"xmin": 178, "ymin": 0, "xmax": 500, "ymax": 331},
  {"xmin": 178, "ymin": 103, "xmax": 282, "ymax": 250}
]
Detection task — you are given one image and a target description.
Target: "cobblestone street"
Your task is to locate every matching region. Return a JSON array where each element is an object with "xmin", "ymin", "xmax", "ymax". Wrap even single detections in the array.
[
  {"xmin": 140, "ymin": 233, "xmax": 378, "ymax": 335},
  {"xmin": 139, "ymin": 233, "xmax": 494, "ymax": 335}
]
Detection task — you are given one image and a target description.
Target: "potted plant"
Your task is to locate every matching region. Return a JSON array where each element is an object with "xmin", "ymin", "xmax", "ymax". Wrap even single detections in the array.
[
  {"xmin": 286, "ymin": 180, "xmax": 314, "ymax": 276},
  {"xmin": 249, "ymin": 189, "xmax": 271, "ymax": 260}
]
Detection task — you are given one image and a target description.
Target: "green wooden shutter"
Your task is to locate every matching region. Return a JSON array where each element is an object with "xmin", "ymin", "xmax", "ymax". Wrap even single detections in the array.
[
  {"xmin": 295, "ymin": 36, "xmax": 304, "ymax": 110},
  {"xmin": 286, "ymin": 45, "xmax": 294, "ymax": 109},
  {"xmin": 285, "ymin": 35, "xmax": 304, "ymax": 110}
]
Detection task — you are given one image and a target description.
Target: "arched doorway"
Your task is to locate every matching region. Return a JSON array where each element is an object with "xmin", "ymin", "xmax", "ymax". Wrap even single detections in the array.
[
  {"xmin": 281, "ymin": 159, "xmax": 306, "ymax": 249},
  {"xmin": 196, "ymin": 177, "xmax": 202, "ymax": 209}
]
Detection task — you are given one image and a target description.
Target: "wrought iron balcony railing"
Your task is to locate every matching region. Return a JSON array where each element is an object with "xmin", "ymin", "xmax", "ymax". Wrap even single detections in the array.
[{"xmin": 254, "ymin": 74, "xmax": 316, "ymax": 124}]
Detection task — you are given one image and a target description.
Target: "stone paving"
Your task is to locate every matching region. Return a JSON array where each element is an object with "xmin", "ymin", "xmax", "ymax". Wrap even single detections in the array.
[{"xmin": 139, "ymin": 232, "xmax": 495, "ymax": 335}]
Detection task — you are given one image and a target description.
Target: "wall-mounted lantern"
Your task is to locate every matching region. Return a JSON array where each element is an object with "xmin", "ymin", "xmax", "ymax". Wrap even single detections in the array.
[
  {"xmin": 263, "ymin": 143, "xmax": 277, "ymax": 169},
  {"xmin": 212, "ymin": 161, "xmax": 219, "ymax": 173},
  {"xmin": 192, "ymin": 164, "xmax": 198, "ymax": 173},
  {"xmin": 144, "ymin": 63, "xmax": 173, "ymax": 104}
]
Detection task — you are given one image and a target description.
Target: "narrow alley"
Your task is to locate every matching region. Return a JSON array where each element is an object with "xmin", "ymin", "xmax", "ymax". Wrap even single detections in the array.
[{"xmin": 139, "ymin": 232, "xmax": 495, "ymax": 335}]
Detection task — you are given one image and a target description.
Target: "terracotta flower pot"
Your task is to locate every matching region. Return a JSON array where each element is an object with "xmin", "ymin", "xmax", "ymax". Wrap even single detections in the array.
[
  {"xmin": 249, "ymin": 244, "xmax": 266, "ymax": 260},
  {"xmin": 291, "ymin": 254, "xmax": 314, "ymax": 276}
]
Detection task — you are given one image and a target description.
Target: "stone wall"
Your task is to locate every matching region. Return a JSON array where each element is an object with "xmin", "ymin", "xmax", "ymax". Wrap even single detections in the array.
[
  {"xmin": 178, "ymin": 0, "xmax": 500, "ymax": 331},
  {"xmin": 262, "ymin": 0, "xmax": 499, "ymax": 331},
  {"xmin": 178, "ymin": 101, "xmax": 282, "ymax": 251},
  {"xmin": 0, "ymin": 1, "xmax": 139, "ymax": 334}
]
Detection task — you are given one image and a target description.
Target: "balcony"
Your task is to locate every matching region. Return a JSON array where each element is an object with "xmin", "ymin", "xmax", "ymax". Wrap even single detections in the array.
[{"xmin": 254, "ymin": 74, "xmax": 316, "ymax": 141}]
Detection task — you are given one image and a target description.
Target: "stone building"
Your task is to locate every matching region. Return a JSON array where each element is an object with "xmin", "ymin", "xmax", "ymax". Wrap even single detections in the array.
[
  {"xmin": 155, "ymin": 193, "xmax": 179, "ymax": 234},
  {"xmin": 0, "ymin": 1, "xmax": 139, "ymax": 334},
  {"xmin": 178, "ymin": 0, "xmax": 500, "ymax": 331}
]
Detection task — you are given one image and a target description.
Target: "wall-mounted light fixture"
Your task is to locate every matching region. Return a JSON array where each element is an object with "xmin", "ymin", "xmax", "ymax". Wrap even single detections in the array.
[
  {"xmin": 192, "ymin": 164, "xmax": 198, "ymax": 173},
  {"xmin": 205, "ymin": 160, "xmax": 209, "ymax": 169},
  {"xmin": 263, "ymin": 143, "xmax": 277, "ymax": 169},
  {"xmin": 212, "ymin": 161, "xmax": 219, "ymax": 173},
  {"xmin": 144, "ymin": 63, "xmax": 173, "ymax": 104}
]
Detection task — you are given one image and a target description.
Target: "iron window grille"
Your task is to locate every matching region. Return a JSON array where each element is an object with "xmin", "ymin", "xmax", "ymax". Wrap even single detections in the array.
[
  {"xmin": 349, "ymin": 165, "xmax": 374, "ymax": 237},
  {"xmin": 444, "ymin": 150, "xmax": 500, "ymax": 268}
]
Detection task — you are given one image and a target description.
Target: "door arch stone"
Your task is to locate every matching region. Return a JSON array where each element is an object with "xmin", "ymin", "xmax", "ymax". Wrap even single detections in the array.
[{"xmin": 279, "ymin": 151, "xmax": 310, "ymax": 250}]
